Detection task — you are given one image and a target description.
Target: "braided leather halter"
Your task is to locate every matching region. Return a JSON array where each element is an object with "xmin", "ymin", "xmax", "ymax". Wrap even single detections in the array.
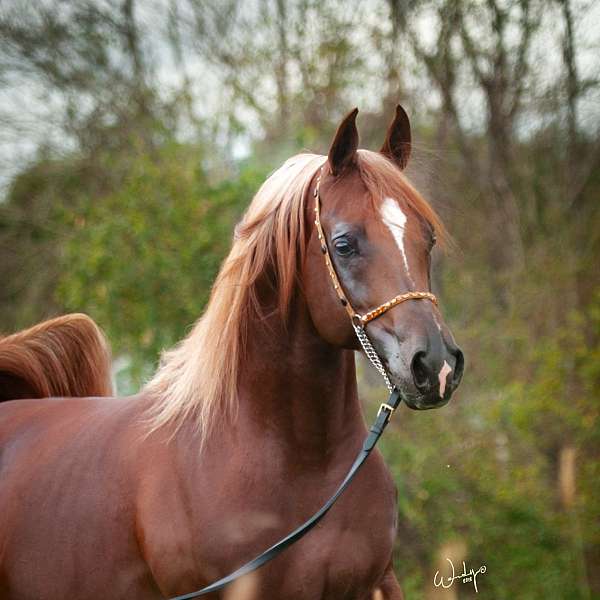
[{"xmin": 169, "ymin": 165, "xmax": 438, "ymax": 599}]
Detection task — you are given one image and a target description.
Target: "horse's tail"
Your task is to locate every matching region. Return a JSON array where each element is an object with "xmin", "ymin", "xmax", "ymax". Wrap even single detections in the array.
[{"xmin": 0, "ymin": 313, "xmax": 113, "ymax": 402}]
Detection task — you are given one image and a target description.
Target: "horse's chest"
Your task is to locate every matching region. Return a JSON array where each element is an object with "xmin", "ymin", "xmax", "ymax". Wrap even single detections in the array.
[
  {"xmin": 222, "ymin": 455, "xmax": 397, "ymax": 598},
  {"xmin": 279, "ymin": 505, "xmax": 396, "ymax": 599},
  {"xmin": 147, "ymin": 450, "xmax": 398, "ymax": 599},
  {"xmin": 287, "ymin": 475, "xmax": 396, "ymax": 598}
]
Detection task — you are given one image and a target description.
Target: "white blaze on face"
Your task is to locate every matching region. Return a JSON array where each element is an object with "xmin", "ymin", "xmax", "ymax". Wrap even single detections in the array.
[
  {"xmin": 380, "ymin": 197, "xmax": 415, "ymax": 286},
  {"xmin": 438, "ymin": 360, "xmax": 452, "ymax": 398}
]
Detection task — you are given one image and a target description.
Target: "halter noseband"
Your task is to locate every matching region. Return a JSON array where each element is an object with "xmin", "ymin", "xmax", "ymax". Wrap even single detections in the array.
[{"xmin": 313, "ymin": 167, "xmax": 437, "ymax": 328}]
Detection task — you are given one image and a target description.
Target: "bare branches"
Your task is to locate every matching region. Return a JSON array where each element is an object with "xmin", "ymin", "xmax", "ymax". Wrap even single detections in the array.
[
  {"xmin": 509, "ymin": 0, "xmax": 533, "ymax": 119},
  {"xmin": 407, "ymin": 4, "xmax": 485, "ymax": 185}
]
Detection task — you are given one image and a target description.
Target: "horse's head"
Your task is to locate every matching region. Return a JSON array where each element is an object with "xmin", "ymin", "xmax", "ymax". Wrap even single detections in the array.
[{"xmin": 304, "ymin": 107, "xmax": 464, "ymax": 409}]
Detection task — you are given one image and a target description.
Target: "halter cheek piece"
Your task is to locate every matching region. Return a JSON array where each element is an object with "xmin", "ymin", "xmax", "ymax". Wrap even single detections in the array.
[
  {"xmin": 169, "ymin": 165, "xmax": 439, "ymax": 600},
  {"xmin": 313, "ymin": 167, "xmax": 437, "ymax": 390}
]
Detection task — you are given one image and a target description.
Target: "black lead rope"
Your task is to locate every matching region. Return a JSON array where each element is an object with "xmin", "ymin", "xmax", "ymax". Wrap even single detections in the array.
[{"xmin": 170, "ymin": 388, "xmax": 402, "ymax": 600}]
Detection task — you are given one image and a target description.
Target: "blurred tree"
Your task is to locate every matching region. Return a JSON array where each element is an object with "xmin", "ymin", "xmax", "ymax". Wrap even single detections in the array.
[
  {"xmin": 407, "ymin": 0, "xmax": 539, "ymax": 277},
  {"xmin": 0, "ymin": 158, "xmax": 78, "ymax": 329}
]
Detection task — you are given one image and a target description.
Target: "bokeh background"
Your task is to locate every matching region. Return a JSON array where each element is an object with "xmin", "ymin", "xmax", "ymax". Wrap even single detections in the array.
[{"xmin": 1, "ymin": 1, "xmax": 599, "ymax": 597}]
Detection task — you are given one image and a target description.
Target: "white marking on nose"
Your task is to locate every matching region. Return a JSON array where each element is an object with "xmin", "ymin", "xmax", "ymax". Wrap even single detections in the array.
[
  {"xmin": 380, "ymin": 197, "xmax": 415, "ymax": 286},
  {"xmin": 438, "ymin": 360, "xmax": 452, "ymax": 398}
]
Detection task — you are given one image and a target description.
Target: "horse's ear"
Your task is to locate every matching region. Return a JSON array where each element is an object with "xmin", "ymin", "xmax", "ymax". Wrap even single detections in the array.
[
  {"xmin": 328, "ymin": 108, "xmax": 359, "ymax": 176},
  {"xmin": 380, "ymin": 104, "xmax": 411, "ymax": 170}
]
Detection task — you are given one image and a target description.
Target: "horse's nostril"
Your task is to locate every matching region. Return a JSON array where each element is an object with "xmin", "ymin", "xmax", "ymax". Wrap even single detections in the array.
[
  {"xmin": 452, "ymin": 348, "xmax": 465, "ymax": 387},
  {"xmin": 411, "ymin": 351, "xmax": 429, "ymax": 390}
]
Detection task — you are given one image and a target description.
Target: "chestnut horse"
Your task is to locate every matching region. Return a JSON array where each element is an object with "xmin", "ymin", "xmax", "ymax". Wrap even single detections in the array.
[{"xmin": 0, "ymin": 107, "xmax": 463, "ymax": 599}]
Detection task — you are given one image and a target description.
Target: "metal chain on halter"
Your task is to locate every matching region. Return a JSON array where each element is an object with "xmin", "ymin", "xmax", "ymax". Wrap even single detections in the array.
[{"xmin": 353, "ymin": 324, "xmax": 394, "ymax": 392}]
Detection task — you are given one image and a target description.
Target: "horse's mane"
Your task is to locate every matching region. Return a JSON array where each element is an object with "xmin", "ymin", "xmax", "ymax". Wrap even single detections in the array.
[
  {"xmin": 0, "ymin": 313, "xmax": 113, "ymax": 401},
  {"xmin": 144, "ymin": 150, "xmax": 446, "ymax": 441}
]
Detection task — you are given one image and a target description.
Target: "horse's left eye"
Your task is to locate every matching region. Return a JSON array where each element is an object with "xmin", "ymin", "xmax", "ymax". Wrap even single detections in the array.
[{"xmin": 334, "ymin": 239, "xmax": 354, "ymax": 257}]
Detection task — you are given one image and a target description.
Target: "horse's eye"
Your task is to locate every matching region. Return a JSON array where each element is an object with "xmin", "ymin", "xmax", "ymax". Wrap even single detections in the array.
[{"xmin": 334, "ymin": 239, "xmax": 354, "ymax": 257}]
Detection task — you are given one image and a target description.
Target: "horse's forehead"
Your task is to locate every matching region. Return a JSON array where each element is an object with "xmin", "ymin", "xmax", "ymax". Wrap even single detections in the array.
[
  {"xmin": 323, "ymin": 175, "xmax": 420, "ymax": 234},
  {"xmin": 324, "ymin": 173, "xmax": 368, "ymax": 211}
]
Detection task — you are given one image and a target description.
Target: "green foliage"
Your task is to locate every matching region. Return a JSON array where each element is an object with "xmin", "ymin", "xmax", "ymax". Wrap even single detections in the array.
[
  {"xmin": 0, "ymin": 158, "xmax": 94, "ymax": 330},
  {"xmin": 55, "ymin": 143, "xmax": 266, "ymax": 387}
]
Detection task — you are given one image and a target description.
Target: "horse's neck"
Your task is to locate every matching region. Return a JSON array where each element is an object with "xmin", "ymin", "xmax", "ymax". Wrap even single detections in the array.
[{"xmin": 235, "ymin": 295, "xmax": 364, "ymax": 460}]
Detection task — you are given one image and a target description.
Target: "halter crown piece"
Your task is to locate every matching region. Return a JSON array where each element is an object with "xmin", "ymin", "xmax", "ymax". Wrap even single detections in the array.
[{"xmin": 313, "ymin": 166, "xmax": 438, "ymax": 390}]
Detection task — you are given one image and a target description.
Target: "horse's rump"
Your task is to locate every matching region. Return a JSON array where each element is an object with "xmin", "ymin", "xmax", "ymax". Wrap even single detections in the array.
[{"xmin": 0, "ymin": 313, "xmax": 113, "ymax": 402}]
